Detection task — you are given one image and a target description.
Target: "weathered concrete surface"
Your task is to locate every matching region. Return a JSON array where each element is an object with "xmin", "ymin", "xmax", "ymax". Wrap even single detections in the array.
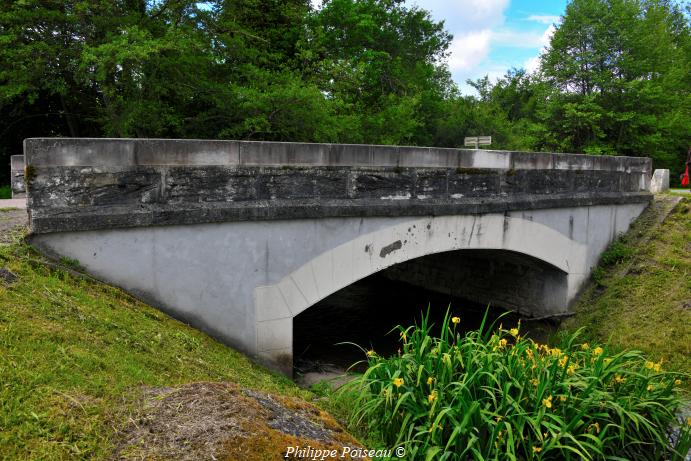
[
  {"xmin": 10, "ymin": 155, "xmax": 25, "ymax": 198},
  {"xmin": 24, "ymin": 139, "xmax": 651, "ymax": 234},
  {"xmin": 25, "ymin": 138, "xmax": 653, "ymax": 375},
  {"xmin": 31, "ymin": 204, "xmax": 648, "ymax": 375},
  {"xmin": 24, "ymin": 138, "xmax": 651, "ymax": 170},
  {"xmin": 650, "ymin": 169, "xmax": 670, "ymax": 194}
]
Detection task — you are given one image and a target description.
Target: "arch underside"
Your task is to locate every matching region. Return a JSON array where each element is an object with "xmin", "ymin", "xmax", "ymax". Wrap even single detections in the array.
[
  {"xmin": 254, "ymin": 213, "xmax": 589, "ymax": 370},
  {"xmin": 380, "ymin": 248, "xmax": 569, "ymax": 316}
]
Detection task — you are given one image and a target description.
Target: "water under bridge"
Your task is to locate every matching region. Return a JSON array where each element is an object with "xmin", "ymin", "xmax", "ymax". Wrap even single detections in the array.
[{"xmin": 22, "ymin": 138, "xmax": 652, "ymax": 375}]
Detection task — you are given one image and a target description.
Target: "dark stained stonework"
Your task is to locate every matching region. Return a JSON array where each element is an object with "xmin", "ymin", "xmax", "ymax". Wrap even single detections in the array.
[
  {"xmin": 28, "ymin": 166, "xmax": 162, "ymax": 208},
  {"xmin": 24, "ymin": 138, "xmax": 653, "ymax": 234}
]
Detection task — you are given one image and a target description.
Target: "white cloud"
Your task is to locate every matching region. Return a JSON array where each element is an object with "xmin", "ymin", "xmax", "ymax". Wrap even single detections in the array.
[
  {"xmin": 447, "ymin": 30, "xmax": 493, "ymax": 71},
  {"xmin": 448, "ymin": 0, "xmax": 510, "ymax": 28},
  {"xmin": 540, "ymin": 24, "xmax": 556, "ymax": 47},
  {"xmin": 488, "ymin": 21, "xmax": 555, "ymax": 48},
  {"xmin": 449, "ymin": 23, "xmax": 554, "ymax": 72},
  {"xmin": 408, "ymin": 0, "xmax": 562, "ymax": 92},
  {"xmin": 526, "ymin": 14, "xmax": 560, "ymax": 25},
  {"xmin": 481, "ymin": 67, "xmax": 510, "ymax": 83},
  {"xmin": 410, "ymin": 0, "xmax": 509, "ymax": 30},
  {"xmin": 522, "ymin": 24, "xmax": 555, "ymax": 74},
  {"xmin": 523, "ymin": 56, "xmax": 541, "ymax": 73},
  {"xmin": 492, "ymin": 29, "xmax": 547, "ymax": 48},
  {"xmin": 411, "ymin": 0, "xmax": 510, "ymax": 82}
]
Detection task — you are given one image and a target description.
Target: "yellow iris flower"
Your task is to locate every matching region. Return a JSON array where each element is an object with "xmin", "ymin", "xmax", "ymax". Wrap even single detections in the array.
[{"xmin": 542, "ymin": 396, "xmax": 553, "ymax": 409}]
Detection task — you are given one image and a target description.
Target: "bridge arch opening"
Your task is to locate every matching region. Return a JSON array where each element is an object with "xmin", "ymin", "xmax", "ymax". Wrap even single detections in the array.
[
  {"xmin": 293, "ymin": 248, "xmax": 568, "ymax": 377},
  {"xmin": 253, "ymin": 213, "xmax": 589, "ymax": 376}
]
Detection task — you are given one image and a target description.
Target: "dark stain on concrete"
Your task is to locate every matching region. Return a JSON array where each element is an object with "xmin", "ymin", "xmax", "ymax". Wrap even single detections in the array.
[{"xmin": 379, "ymin": 240, "xmax": 402, "ymax": 258}]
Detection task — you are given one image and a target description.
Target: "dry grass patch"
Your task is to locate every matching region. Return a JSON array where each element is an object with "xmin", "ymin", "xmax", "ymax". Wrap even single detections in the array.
[{"xmin": 114, "ymin": 382, "xmax": 365, "ymax": 461}]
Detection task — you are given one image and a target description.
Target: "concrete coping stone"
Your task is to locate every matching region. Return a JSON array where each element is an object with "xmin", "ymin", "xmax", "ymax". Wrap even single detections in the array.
[
  {"xmin": 24, "ymin": 138, "xmax": 652, "ymax": 173},
  {"xmin": 650, "ymin": 169, "xmax": 670, "ymax": 193},
  {"xmin": 10, "ymin": 155, "xmax": 24, "ymax": 169}
]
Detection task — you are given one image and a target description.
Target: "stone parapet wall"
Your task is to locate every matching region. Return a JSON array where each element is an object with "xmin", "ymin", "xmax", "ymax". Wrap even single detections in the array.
[
  {"xmin": 10, "ymin": 155, "xmax": 25, "ymax": 197},
  {"xmin": 24, "ymin": 138, "xmax": 653, "ymax": 234}
]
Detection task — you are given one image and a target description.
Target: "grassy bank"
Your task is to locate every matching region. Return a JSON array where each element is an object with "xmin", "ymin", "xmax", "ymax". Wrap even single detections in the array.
[
  {"xmin": 0, "ymin": 228, "xmax": 311, "ymax": 459},
  {"xmin": 560, "ymin": 196, "xmax": 691, "ymax": 382},
  {"xmin": 2, "ymin": 196, "xmax": 689, "ymax": 459}
]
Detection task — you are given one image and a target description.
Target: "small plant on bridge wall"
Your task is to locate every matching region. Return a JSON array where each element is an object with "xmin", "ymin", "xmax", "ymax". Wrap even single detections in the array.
[
  {"xmin": 23, "ymin": 164, "xmax": 37, "ymax": 184},
  {"xmin": 340, "ymin": 310, "xmax": 690, "ymax": 460}
]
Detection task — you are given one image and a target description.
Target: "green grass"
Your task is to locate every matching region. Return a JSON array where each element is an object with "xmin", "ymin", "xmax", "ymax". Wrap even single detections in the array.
[
  {"xmin": 339, "ymin": 310, "xmax": 689, "ymax": 460},
  {"xmin": 2, "ymin": 196, "xmax": 689, "ymax": 459},
  {"xmin": 0, "ymin": 185, "xmax": 12, "ymax": 199},
  {"xmin": 561, "ymin": 197, "xmax": 691, "ymax": 379},
  {"xmin": 0, "ymin": 238, "xmax": 310, "ymax": 460}
]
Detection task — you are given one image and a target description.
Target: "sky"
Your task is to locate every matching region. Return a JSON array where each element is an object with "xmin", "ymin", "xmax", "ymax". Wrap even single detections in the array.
[{"xmin": 407, "ymin": 0, "xmax": 568, "ymax": 93}]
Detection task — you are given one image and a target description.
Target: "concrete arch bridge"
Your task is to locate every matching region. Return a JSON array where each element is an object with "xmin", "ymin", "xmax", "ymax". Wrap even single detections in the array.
[{"xmin": 23, "ymin": 139, "xmax": 651, "ymax": 374}]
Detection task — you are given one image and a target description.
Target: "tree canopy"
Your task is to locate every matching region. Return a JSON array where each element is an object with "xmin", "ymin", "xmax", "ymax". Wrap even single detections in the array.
[
  {"xmin": 539, "ymin": 0, "xmax": 690, "ymax": 170},
  {"xmin": 1, "ymin": 0, "xmax": 689, "ymax": 184}
]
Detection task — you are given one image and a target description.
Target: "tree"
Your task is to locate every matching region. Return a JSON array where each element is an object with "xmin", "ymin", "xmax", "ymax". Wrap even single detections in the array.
[
  {"xmin": 304, "ymin": 0, "xmax": 454, "ymax": 144},
  {"xmin": 0, "ymin": 0, "xmax": 344, "ymax": 170},
  {"xmin": 1, "ymin": 0, "xmax": 687, "ymax": 185},
  {"xmin": 539, "ymin": 0, "xmax": 690, "ymax": 174}
]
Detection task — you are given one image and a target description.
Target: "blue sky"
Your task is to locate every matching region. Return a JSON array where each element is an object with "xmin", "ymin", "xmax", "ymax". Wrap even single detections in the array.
[{"xmin": 407, "ymin": 0, "xmax": 569, "ymax": 93}]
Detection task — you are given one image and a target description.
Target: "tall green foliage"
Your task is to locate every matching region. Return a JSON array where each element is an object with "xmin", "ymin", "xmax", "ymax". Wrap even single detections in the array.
[
  {"xmin": 0, "ymin": 0, "xmax": 689, "ymax": 184},
  {"xmin": 304, "ymin": 0, "xmax": 453, "ymax": 145},
  {"xmin": 538, "ymin": 0, "xmax": 690, "ymax": 173},
  {"xmin": 340, "ymin": 310, "xmax": 690, "ymax": 460},
  {"xmin": 0, "ymin": 0, "xmax": 455, "ymax": 180}
]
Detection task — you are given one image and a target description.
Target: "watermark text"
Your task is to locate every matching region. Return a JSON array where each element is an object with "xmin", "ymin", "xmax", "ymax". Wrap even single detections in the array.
[{"xmin": 284, "ymin": 445, "xmax": 404, "ymax": 459}]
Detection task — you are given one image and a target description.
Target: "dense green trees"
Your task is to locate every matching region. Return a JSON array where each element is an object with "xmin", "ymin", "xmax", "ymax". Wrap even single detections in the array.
[
  {"xmin": 304, "ymin": 0, "xmax": 453, "ymax": 144},
  {"xmin": 537, "ymin": 0, "xmax": 690, "ymax": 175},
  {"xmin": 460, "ymin": 0, "xmax": 689, "ymax": 179},
  {"xmin": 0, "ymin": 0, "xmax": 689, "ymax": 185}
]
